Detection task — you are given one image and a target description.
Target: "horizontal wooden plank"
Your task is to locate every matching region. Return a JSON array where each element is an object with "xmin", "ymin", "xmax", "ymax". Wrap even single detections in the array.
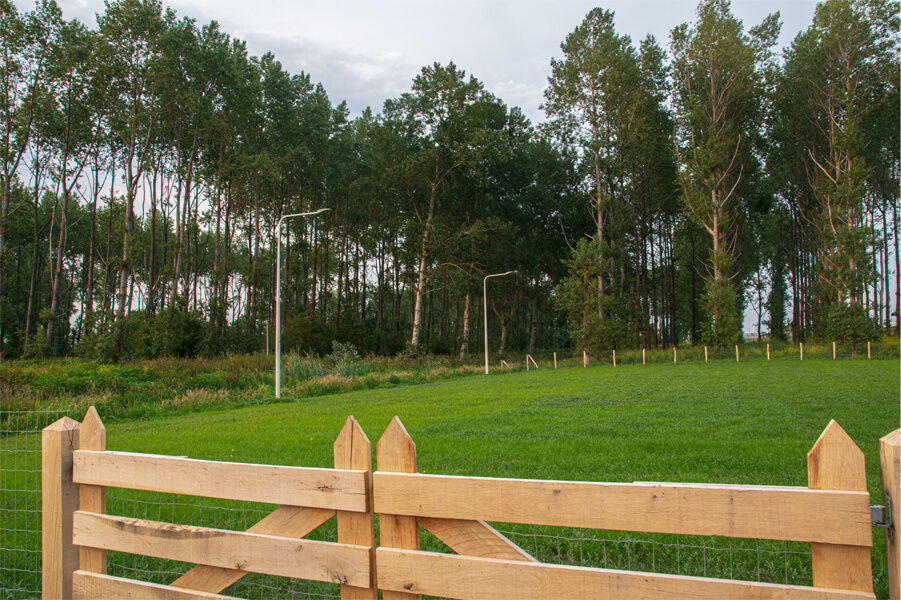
[
  {"xmin": 373, "ymin": 472, "xmax": 872, "ymax": 546},
  {"xmin": 376, "ymin": 548, "xmax": 877, "ymax": 600},
  {"xmin": 74, "ymin": 450, "xmax": 367, "ymax": 512},
  {"xmin": 73, "ymin": 511, "xmax": 370, "ymax": 587},
  {"xmin": 171, "ymin": 505, "xmax": 335, "ymax": 593},
  {"xmin": 74, "ymin": 571, "xmax": 238, "ymax": 600}
]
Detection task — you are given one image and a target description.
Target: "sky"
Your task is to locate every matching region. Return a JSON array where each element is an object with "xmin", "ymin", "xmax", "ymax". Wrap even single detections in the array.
[{"xmin": 17, "ymin": 0, "xmax": 822, "ymax": 124}]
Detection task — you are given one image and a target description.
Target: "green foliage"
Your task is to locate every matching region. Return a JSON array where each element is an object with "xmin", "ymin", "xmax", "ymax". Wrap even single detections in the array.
[
  {"xmin": 74, "ymin": 301, "xmax": 207, "ymax": 361},
  {"xmin": 556, "ymin": 238, "xmax": 630, "ymax": 351},
  {"xmin": 700, "ymin": 274, "xmax": 743, "ymax": 347},
  {"xmin": 816, "ymin": 302, "xmax": 879, "ymax": 345}
]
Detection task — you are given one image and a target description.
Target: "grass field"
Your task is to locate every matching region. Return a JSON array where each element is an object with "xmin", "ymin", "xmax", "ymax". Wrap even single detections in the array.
[{"xmin": 3, "ymin": 358, "xmax": 899, "ymax": 598}]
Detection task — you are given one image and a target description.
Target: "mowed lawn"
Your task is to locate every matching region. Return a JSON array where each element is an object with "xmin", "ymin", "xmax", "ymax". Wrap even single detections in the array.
[
  {"xmin": 94, "ymin": 359, "xmax": 898, "ymax": 596},
  {"xmin": 109, "ymin": 360, "xmax": 898, "ymax": 490}
]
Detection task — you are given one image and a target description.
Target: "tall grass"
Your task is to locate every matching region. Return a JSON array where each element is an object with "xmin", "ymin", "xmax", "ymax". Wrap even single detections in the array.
[{"xmin": 1, "ymin": 338, "xmax": 896, "ymax": 427}]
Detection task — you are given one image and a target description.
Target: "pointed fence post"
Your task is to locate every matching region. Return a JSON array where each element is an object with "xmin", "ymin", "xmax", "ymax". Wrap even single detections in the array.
[
  {"xmin": 334, "ymin": 416, "xmax": 377, "ymax": 599},
  {"xmin": 377, "ymin": 417, "xmax": 420, "ymax": 600},
  {"xmin": 880, "ymin": 429, "xmax": 900, "ymax": 599},
  {"xmin": 78, "ymin": 407, "xmax": 107, "ymax": 576},
  {"xmin": 807, "ymin": 420, "xmax": 873, "ymax": 593},
  {"xmin": 42, "ymin": 416, "xmax": 81, "ymax": 600}
]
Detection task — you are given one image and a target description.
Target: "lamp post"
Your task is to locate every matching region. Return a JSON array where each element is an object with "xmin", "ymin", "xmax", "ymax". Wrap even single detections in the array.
[
  {"xmin": 484, "ymin": 270, "xmax": 514, "ymax": 374},
  {"xmin": 275, "ymin": 208, "xmax": 330, "ymax": 399}
]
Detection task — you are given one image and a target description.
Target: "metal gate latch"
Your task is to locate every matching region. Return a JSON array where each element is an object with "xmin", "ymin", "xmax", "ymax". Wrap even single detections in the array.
[{"xmin": 872, "ymin": 494, "xmax": 893, "ymax": 541}]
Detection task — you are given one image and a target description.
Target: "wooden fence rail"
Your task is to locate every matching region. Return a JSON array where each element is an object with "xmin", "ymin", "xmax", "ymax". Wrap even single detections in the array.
[{"xmin": 43, "ymin": 408, "xmax": 899, "ymax": 600}]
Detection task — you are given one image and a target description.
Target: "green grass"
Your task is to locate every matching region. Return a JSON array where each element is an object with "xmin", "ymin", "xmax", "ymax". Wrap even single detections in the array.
[{"xmin": 2, "ymin": 359, "xmax": 899, "ymax": 598}]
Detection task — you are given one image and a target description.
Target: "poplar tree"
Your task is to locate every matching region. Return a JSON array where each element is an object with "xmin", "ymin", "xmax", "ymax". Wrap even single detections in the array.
[{"xmin": 670, "ymin": 0, "xmax": 779, "ymax": 347}]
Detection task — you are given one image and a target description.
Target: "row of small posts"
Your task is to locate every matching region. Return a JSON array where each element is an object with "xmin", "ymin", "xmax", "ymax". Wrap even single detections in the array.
[
  {"xmin": 523, "ymin": 341, "xmax": 880, "ymax": 370},
  {"xmin": 43, "ymin": 408, "xmax": 899, "ymax": 599}
]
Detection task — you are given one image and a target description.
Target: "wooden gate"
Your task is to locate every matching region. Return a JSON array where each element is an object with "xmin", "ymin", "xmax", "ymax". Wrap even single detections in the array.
[{"xmin": 43, "ymin": 408, "xmax": 899, "ymax": 599}]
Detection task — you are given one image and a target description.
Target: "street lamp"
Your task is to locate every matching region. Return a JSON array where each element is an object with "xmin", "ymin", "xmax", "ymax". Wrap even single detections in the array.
[
  {"xmin": 275, "ymin": 208, "xmax": 330, "ymax": 399},
  {"xmin": 484, "ymin": 270, "xmax": 515, "ymax": 375}
]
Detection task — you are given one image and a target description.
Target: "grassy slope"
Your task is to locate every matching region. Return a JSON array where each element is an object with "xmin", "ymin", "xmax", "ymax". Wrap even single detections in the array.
[
  {"xmin": 109, "ymin": 361, "xmax": 898, "ymax": 488},
  {"xmin": 93, "ymin": 360, "xmax": 898, "ymax": 596}
]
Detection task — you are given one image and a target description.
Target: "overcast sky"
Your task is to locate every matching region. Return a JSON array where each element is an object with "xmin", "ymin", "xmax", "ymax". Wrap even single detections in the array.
[{"xmin": 17, "ymin": 0, "xmax": 821, "ymax": 124}]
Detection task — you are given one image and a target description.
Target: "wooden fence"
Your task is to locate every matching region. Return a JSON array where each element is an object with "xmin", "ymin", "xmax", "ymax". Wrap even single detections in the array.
[{"xmin": 43, "ymin": 408, "xmax": 900, "ymax": 600}]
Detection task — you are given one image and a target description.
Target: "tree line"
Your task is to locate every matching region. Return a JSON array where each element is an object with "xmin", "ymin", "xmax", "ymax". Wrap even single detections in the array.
[{"xmin": 0, "ymin": 0, "xmax": 897, "ymax": 360}]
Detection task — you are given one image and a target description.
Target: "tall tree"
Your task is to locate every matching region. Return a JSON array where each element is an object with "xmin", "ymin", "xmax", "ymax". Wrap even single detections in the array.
[
  {"xmin": 775, "ymin": 0, "xmax": 898, "ymax": 342},
  {"xmin": 670, "ymin": 0, "xmax": 780, "ymax": 347},
  {"xmin": 96, "ymin": 0, "xmax": 172, "ymax": 318},
  {"xmin": 543, "ymin": 8, "xmax": 640, "ymax": 350},
  {"xmin": 383, "ymin": 62, "xmax": 500, "ymax": 348}
]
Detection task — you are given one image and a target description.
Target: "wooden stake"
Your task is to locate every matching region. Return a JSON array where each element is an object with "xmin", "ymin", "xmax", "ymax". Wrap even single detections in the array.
[
  {"xmin": 642, "ymin": 348, "xmax": 646, "ymax": 365},
  {"xmin": 736, "ymin": 345, "xmax": 739, "ymax": 363},
  {"xmin": 833, "ymin": 341, "xmax": 837, "ymax": 360},
  {"xmin": 527, "ymin": 355, "xmax": 538, "ymax": 370},
  {"xmin": 673, "ymin": 347, "xmax": 677, "ymax": 365},
  {"xmin": 553, "ymin": 352, "xmax": 557, "ymax": 369},
  {"xmin": 807, "ymin": 421, "xmax": 873, "ymax": 593},
  {"xmin": 79, "ymin": 407, "xmax": 107, "ymax": 575},
  {"xmin": 334, "ymin": 416, "xmax": 377, "ymax": 599},
  {"xmin": 377, "ymin": 417, "xmax": 420, "ymax": 600},
  {"xmin": 767, "ymin": 343, "xmax": 770, "ymax": 361},
  {"xmin": 704, "ymin": 346, "xmax": 708, "ymax": 363},
  {"xmin": 880, "ymin": 429, "xmax": 900, "ymax": 600},
  {"xmin": 583, "ymin": 351, "xmax": 588, "ymax": 368},
  {"xmin": 801, "ymin": 342, "xmax": 804, "ymax": 361},
  {"xmin": 612, "ymin": 350, "xmax": 616, "ymax": 367},
  {"xmin": 42, "ymin": 416, "xmax": 81, "ymax": 600},
  {"xmin": 868, "ymin": 341, "xmax": 871, "ymax": 359}
]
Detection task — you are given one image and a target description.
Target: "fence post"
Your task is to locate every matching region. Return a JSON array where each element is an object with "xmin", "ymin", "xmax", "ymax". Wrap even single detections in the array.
[
  {"xmin": 704, "ymin": 346, "xmax": 708, "ymax": 363},
  {"xmin": 807, "ymin": 420, "xmax": 873, "ymax": 593},
  {"xmin": 78, "ymin": 407, "xmax": 107, "ymax": 576},
  {"xmin": 613, "ymin": 350, "xmax": 616, "ymax": 367},
  {"xmin": 736, "ymin": 345, "xmax": 739, "ymax": 363},
  {"xmin": 880, "ymin": 429, "xmax": 900, "ymax": 599},
  {"xmin": 833, "ymin": 341, "xmax": 837, "ymax": 360},
  {"xmin": 800, "ymin": 342, "xmax": 804, "ymax": 360},
  {"xmin": 643, "ymin": 348, "xmax": 646, "ymax": 365},
  {"xmin": 42, "ymin": 416, "xmax": 81, "ymax": 600},
  {"xmin": 377, "ymin": 417, "xmax": 420, "ymax": 600},
  {"xmin": 334, "ymin": 416, "xmax": 377, "ymax": 599},
  {"xmin": 767, "ymin": 343, "xmax": 770, "ymax": 361}
]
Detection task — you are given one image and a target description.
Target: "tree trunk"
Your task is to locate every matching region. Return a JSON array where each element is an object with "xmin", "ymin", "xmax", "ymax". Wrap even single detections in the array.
[
  {"xmin": 458, "ymin": 292, "xmax": 471, "ymax": 361},
  {"xmin": 411, "ymin": 186, "xmax": 436, "ymax": 347}
]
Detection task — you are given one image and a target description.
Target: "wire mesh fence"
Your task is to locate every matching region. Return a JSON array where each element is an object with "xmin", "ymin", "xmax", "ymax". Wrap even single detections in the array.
[
  {"xmin": 1, "ymin": 409, "xmax": 340, "ymax": 600},
  {"xmin": 1, "ymin": 410, "xmax": 68, "ymax": 600},
  {"xmin": 104, "ymin": 487, "xmax": 341, "ymax": 599},
  {"xmin": 413, "ymin": 523, "xmax": 812, "ymax": 600}
]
